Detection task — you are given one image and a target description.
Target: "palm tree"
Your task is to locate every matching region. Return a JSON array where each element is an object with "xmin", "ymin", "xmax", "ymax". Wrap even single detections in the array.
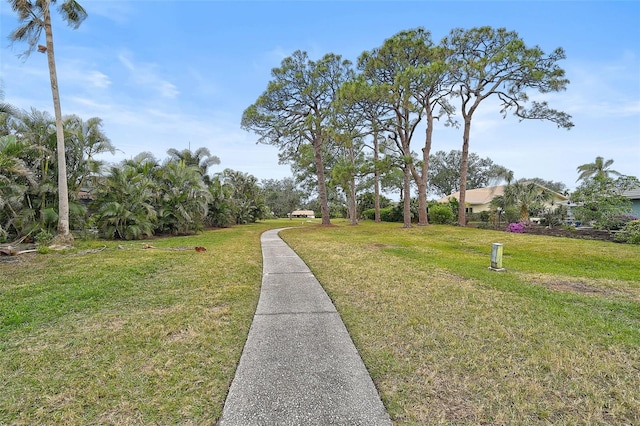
[
  {"xmin": 576, "ymin": 156, "xmax": 621, "ymax": 182},
  {"xmin": 0, "ymin": 84, "xmax": 18, "ymax": 119},
  {"xmin": 166, "ymin": 147, "xmax": 220, "ymax": 184},
  {"xmin": 156, "ymin": 161, "xmax": 211, "ymax": 235},
  {"xmin": 8, "ymin": 0, "xmax": 87, "ymax": 244},
  {"xmin": 0, "ymin": 135, "xmax": 39, "ymax": 239},
  {"xmin": 63, "ymin": 114, "xmax": 115, "ymax": 193},
  {"xmin": 501, "ymin": 181, "xmax": 552, "ymax": 222},
  {"xmin": 11, "ymin": 108, "xmax": 58, "ymax": 230},
  {"xmin": 217, "ymin": 169, "xmax": 266, "ymax": 224},
  {"xmin": 92, "ymin": 165, "xmax": 157, "ymax": 240},
  {"xmin": 122, "ymin": 152, "xmax": 160, "ymax": 177},
  {"xmin": 207, "ymin": 177, "xmax": 234, "ymax": 228}
]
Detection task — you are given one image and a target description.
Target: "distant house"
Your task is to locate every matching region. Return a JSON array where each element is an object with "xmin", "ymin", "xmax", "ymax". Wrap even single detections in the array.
[
  {"xmin": 622, "ymin": 187, "xmax": 640, "ymax": 217},
  {"xmin": 78, "ymin": 189, "xmax": 94, "ymax": 206},
  {"xmin": 289, "ymin": 210, "xmax": 315, "ymax": 219},
  {"xmin": 436, "ymin": 184, "xmax": 569, "ymax": 214}
]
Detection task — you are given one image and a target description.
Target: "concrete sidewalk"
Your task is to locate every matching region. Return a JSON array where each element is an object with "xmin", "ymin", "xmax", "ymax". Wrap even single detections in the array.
[{"xmin": 218, "ymin": 228, "xmax": 391, "ymax": 425}]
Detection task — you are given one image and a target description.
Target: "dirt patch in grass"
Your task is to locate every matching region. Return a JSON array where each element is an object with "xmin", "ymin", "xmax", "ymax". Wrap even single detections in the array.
[
  {"xmin": 369, "ymin": 243, "xmax": 394, "ymax": 249},
  {"xmin": 540, "ymin": 280, "xmax": 607, "ymax": 294},
  {"xmin": 546, "ymin": 281, "xmax": 605, "ymax": 294},
  {"xmin": 523, "ymin": 273, "xmax": 640, "ymax": 302}
]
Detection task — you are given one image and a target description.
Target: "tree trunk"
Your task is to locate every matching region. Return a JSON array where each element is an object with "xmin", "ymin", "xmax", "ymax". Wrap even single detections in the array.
[
  {"xmin": 413, "ymin": 111, "xmax": 434, "ymax": 227},
  {"xmin": 373, "ymin": 129, "xmax": 381, "ymax": 223},
  {"xmin": 402, "ymin": 164, "xmax": 412, "ymax": 228},
  {"xmin": 458, "ymin": 117, "xmax": 472, "ymax": 227},
  {"xmin": 348, "ymin": 144, "xmax": 358, "ymax": 225},
  {"xmin": 313, "ymin": 139, "xmax": 331, "ymax": 225},
  {"xmin": 44, "ymin": 2, "xmax": 72, "ymax": 242},
  {"xmin": 348, "ymin": 175, "xmax": 357, "ymax": 225},
  {"xmin": 416, "ymin": 180, "xmax": 428, "ymax": 226}
]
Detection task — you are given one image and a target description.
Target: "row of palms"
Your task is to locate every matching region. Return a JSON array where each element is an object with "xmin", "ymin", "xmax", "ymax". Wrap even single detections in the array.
[{"xmin": 0, "ymin": 107, "xmax": 265, "ymax": 242}]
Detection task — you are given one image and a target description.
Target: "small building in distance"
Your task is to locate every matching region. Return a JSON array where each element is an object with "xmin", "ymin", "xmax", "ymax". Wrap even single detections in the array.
[{"xmin": 289, "ymin": 210, "xmax": 315, "ymax": 219}]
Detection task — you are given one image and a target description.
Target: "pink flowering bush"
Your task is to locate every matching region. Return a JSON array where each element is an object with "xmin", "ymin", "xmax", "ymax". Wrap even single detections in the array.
[{"xmin": 506, "ymin": 222, "xmax": 526, "ymax": 233}]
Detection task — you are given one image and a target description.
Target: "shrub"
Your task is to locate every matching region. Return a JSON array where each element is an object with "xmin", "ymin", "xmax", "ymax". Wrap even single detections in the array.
[
  {"xmin": 380, "ymin": 207, "xmax": 401, "ymax": 222},
  {"xmin": 34, "ymin": 230, "xmax": 54, "ymax": 246},
  {"xmin": 596, "ymin": 214, "xmax": 638, "ymax": 231},
  {"xmin": 503, "ymin": 207, "xmax": 520, "ymax": 224},
  {"xmin": 362, "ymin": 207, "xmax": 394, "ymax": 221},
  {"xmin": 506, "ymin": 222, "xmax": 526, "ymax": 233},
  {"xmin": 362, "ymin": 208, "xmax": 376, "ymax": 220},
  {"xmin": 614, "ymin": 220, "xmax": 640, "ymax": 244},
  {"xmin": 477, "ymin": 222, "xmax": 494, "ymax": 230},
  {"xmin": 429, "ymin": 204, "xmax": 454, "ymax": 224}
]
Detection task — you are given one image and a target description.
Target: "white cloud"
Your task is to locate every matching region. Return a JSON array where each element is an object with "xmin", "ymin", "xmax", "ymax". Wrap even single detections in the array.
[
  {"xmin": 87, "ymin": 71, "xmax": 111, "ymax": 89},
  {"xmin": 158, "ymin": 80, "xmax": 179, "ymax": 99},
  {"xmin": 83, "ymin": 0, "xmax": 134, "ymax": 25},
  {"xmin": 186, "ymin": 68, "xmax": 219, "ymax": 96},
  {"xmin": 117, "ymin": 51, "xmax": 179, "ymax": 99}
]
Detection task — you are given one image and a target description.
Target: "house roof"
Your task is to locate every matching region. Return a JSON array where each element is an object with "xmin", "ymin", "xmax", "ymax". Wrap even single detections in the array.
[
  {"xmin": 437, "ymin": 183, "xmax": 569, "ymax": 205},
  {"xmin": 437, "ymin": 185, "xmax": 508, "ymax": 205},
  {"xmin": 622, "ymin": 187, "xmax": 640, "ymax": 200}
]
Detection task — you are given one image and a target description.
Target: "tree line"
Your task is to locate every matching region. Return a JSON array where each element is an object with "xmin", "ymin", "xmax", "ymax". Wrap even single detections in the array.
[
  {"xmin": 0, "ymin": 107, "xmax": 275, "ymax": 241},
  {"xmin": 242, "ymin": 27, "xmax": 574, "ymax": 228}
]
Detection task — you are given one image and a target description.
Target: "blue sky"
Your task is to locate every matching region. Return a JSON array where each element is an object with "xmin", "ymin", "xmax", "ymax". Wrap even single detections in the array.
[{"xmin": 1, "ymin": 0, "xmax": 638, "ymax": 194}]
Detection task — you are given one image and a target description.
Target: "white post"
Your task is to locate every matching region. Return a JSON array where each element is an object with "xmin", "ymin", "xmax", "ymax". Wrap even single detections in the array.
[{"xmin": 490, "ymin": 243, "xmax": 505, "ymax": 271}]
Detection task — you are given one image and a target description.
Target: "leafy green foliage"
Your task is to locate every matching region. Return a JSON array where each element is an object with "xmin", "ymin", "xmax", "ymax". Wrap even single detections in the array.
[
  {"xmin": 492, "ymin": 180, "xmax": 553, "ymax": 222},
  {"xmin": 241, "ymin": 51, "xmax": 353, "ymax": 225},
  {"xmin": 614, "ymin": 220, "xmax": 640, "ymax": 244},
  {"xmin": 429, "ymin": 150, "xmax": 512, "ymax": 198},
  {"xmin": 443, "ymin": 26, "xmax": 573, "ymax": 225},
  {"xmin": 166, "ymin": 147, "xmax": 220, "ymax": 184},
  {"xmin": 356, "ymin": 192, "xmax": 391, "ymax": 218},
  {"xmin": 596, "ymin": 214, "xmax": 638, "ymax": 231},
  {"xmin": 156, "ymin": 161, "xmax": 210, "ymax": 235},
  {"xmin": 362, "ymin": 206, "xmax": 406, "ymax": 222},
  {"xmin": 571, "ymin": 175, "xmax": 638, "ymax": 226},
  {"xmin": 428, "ymin": 203, "xmax": 454, "ymax": 224},
  {"xmin": 576, "ymin": 156, "xmax": 621, "ymax": 182},
  {"xmin": 8, "ymin": 0, "xmax": 89, "ymax": 239},
  {"xmin": 207, "ymin": 177, "xmax": 235, "ymax": 228},
  {"xmin": 380, "ymin": 207, "xmax": 401, "ymax": 222},
  {"xmin": 261, "ymin": 177, "xmax": 305, "ymax": 218},
  {"xmin": 92, "ymin": 166, "xmax": 157, "ymax": 240},
  {"xmin": 358, "ymin": 28, "xmax": 446, "ymax": 226},
  {"xmin": 64, "ymin": 115, "xmax": 114, "ymax": 193},
  {"xmin": 217, "ymin": 169, "xmax": 266, "ymax": 225}
]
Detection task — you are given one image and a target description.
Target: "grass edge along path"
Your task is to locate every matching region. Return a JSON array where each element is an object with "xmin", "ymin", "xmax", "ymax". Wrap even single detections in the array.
[
  {"xmin": 0, "ymin": 220, "xmax": 294, "ymax": 425},
  {"xmin": 281, "ymin": 221, "xmax": 640, "ymax": 425}
]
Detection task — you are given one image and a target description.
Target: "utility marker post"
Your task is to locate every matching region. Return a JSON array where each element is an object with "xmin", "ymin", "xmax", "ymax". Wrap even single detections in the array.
[{"xmin": 489, "ymin": 243, "xmax": 506, "ymax": 272}]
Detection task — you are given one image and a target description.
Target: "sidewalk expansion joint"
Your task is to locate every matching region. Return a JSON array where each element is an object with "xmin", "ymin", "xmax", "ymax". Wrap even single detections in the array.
[
  {"xmin": 255, "ymin": 310, "xmax": 337, "ymax": 316},
  {"xmin": 263, "ymin": 271, "xmax": 313, "ymax": 276}
]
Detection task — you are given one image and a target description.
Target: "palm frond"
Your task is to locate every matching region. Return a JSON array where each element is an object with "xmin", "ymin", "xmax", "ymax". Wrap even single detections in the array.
[{"xmin": 58, "ymin": 0, "xmax": 87, "ymax": 28}]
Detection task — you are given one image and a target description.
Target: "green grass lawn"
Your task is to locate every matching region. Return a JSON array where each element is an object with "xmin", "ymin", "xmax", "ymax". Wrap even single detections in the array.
[
  {"xmin": 280, "ymin": 221, "xmax": 640, "ymax": 425},
  {"xmin": 0, "ymin": 219, "xmax": 293, "ymax": 425},
  {"xmin": 2, "ymin": 219, "xmax": 639, "ymax": 424}
]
